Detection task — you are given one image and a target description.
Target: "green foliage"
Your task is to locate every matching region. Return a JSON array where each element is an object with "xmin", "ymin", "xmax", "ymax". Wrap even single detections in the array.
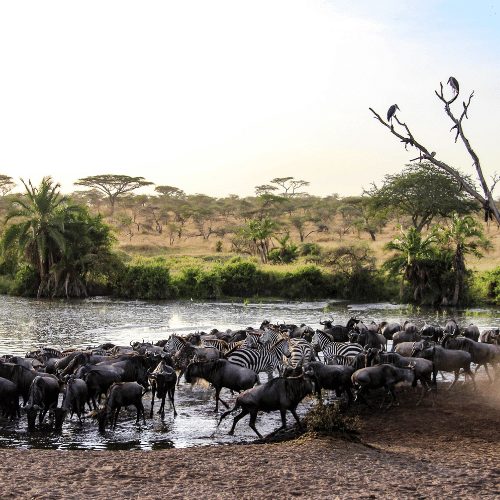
[
  {"xmin": 277, "ymin": 265, "xmax": 329, "ymax": 299},
  {"xmin": 299, "ymin": 242, "xmax": 321, "ymax": 257},
  {"xmin": 115, "ymin": 264, "xmax": 172, "ymax": 300},
  {"xmin": 215, "ymin": 240, "xmax": 223, "ymax": 252},
  {"xmin": 218, "ymin": 258, "xmax": 264, "ymax": 297},
  {"xmin": 1, "ymin": 177, "xmax": 119, "ymax": 298},
  {"xmin": 476, "ymin": 267, "xmax": 500, "ymax": 304},
  {"xmin": 367, "ymin": 162, "xmax": 479, "ymax": 232},
  {"xmin": 12, "ymin": 265, "xmax": 40, "ymax": 297},
  {"xmin": 305, "ymin": 395, "xmax": 361, "ymax": 436},
  {"xmin": 268, "ymin": 233, "xmax": 299, "ymax": 264}
]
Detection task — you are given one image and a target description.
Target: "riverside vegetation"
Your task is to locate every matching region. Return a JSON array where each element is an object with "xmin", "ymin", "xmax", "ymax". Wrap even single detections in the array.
[{"xmin": 0, "ymin": 175, "xmax": 500, "ymax": 306}]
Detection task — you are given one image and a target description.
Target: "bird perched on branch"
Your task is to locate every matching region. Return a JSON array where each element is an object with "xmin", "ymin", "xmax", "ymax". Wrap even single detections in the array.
[
  {"xmin": 387, "ymin": 104, "xmax": 400, "ymax": 124},
  {"xmin": 448, "ymin": 77, "xmax": 459, "ymax": 95}
]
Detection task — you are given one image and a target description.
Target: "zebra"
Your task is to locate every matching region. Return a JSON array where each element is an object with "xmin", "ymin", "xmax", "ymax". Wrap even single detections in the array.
[
  {"xmin": 204, "ymin": 334, "xmax": 259, "ymax": 354},
  {"xmin": 312, "ymin": 330, "xmax": 364, "ymax": 363},
  {"xmin": 164, "ymin": 334, "xmax": 188, "ymax": 356},
  {"xmin": 226, "ymin": 338, "xmax": 291, "ymax": 381},
  {"xmin": 280, "ymin": 338, "xmax": 315, "ymax": 374}
]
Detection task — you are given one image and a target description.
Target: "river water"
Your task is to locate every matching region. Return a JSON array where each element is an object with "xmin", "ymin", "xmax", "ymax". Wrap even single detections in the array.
[{"xmin": 0, "ymin": 295, "xmax": 499, "ymax": 450}]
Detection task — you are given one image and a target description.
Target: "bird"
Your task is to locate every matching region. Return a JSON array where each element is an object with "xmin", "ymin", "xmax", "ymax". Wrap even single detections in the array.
[
  {"xmin": 448, "ymin": 77, "xmax": 459, "ymax": 94},
  {"xmin": 387, "ymin": 104, "xmax": 400, "ymax": 123}
]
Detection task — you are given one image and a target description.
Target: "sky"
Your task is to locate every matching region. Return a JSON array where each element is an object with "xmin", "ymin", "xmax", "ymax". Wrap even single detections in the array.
[{"xmin": 0, "ymin": 0, "xmax": 498, "ymax": 199}]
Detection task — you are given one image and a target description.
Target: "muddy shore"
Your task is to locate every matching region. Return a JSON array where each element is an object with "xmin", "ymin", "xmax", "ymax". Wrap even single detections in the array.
[{"xmin": 2, "ymin": 375, "xmax": 500, "ymax": 500}]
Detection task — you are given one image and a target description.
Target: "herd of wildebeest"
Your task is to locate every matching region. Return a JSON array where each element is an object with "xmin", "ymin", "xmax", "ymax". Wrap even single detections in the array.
[{"xmin": 0, "ymin": 317, "xmax": 499, "ymax": 439}]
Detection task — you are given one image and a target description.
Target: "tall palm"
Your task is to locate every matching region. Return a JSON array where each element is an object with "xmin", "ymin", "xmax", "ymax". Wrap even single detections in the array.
[
  {"xmin": 382, "ymin": 225, "xmax": 438, "ymax": 301},
  {"xmin": 433, "ymin": 213, "xmax": 491, "ymax": 305},
  {"xmin": 2, "ymin": 177, "xmax": 82, "ymax": 297}
]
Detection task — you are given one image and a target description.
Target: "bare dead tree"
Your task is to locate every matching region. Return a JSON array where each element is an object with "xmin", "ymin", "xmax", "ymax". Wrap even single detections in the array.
[{"xmin": 369, "ymin": 80, "xmax": 500, "ymax": 225}]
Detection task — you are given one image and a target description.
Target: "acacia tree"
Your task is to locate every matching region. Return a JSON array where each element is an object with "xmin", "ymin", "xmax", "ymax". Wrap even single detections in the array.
[
  {"xmin": 370, "ymin": 79, "xmax": 500, "ymax": 224},
  {"xmin": 367, "ymin": 163, "xmax": 478, "ymax": 232},
  {"xmin": 74, "ymin": 175, "xmax": 154, "ymax": 215},
  {"xmin": 270, "ymin": 177, "xmax": 310, "ymax": 197},
  {"xmin": 0, "ymin": 175, "xmax": 17, "ymax": 196}
]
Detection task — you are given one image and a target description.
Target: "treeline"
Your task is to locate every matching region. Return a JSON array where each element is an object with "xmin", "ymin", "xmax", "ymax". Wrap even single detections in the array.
[{"xmin": 0, "ymin": 172, "xmax": 499, "ymax": 305}]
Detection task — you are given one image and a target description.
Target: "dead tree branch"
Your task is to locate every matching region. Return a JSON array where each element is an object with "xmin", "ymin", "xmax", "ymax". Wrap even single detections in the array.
[{"xmin": 370, "ymin": 80, "xmax": 500, "ymax": 225}]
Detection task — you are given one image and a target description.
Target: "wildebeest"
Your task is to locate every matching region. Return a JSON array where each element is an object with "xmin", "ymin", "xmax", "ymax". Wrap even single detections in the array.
[
  {"xmin": 302, "ymin": 361, "xmax": 355, "ymax": 405},
  {"xmin": 0, "ymin": 376, "xmax": 20, "ymax": 420},
  {"xmin": 411, "ymin": 343, "xmax": 476, "ymax": 390},
  {"xmin": 351, "ymin": 364, "xmax": 417, "ymax": 410},
  {"xmin": 23, "ymin": 375, "xmax": 60, "ymax": 430},
  {"xmin": 52, "ymin": 376, "xmax": 88, "ymax": 429},
  {"xmin": 479, "ymin": 329, "xmax": 500, "ymax": 345},
  {"xmin": 463, "ymin": 324, "xmax": 480, "ymax": 342},
  {"xmin": 148, "ymin": 360, "xmax": 177, "ymax": 418},
  {"xmin": 173, "ymin": 344, "xmax": 221, "ymax": 384},
  {"xmin": 440, "ymin": 333, "xmax": 500, "ymax": 381},
  {"xmin": 84, "ymin": 365, "xmax": 125, "ymax": 409},
  {"xmin": 365, "ymin": 349, "xmax": 437, "ymax": 406},
  {"xmin": 91, "ymin": 382, "xmax": 146, "ymax": 431},
  {"xmin": 377, "ymin": 322, "xmax": 402, "ymax": 341},
  {"xmin": 218, "ymin": 371, "xmax": 316, "ymax": 438},
  {"xmin": 184, "ymin": 359, "xmax": 259, "ymax": 412}
]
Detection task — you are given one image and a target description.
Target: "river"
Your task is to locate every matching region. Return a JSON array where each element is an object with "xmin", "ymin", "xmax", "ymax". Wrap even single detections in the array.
[{"xmin": 0, "ymin": 295, "xmax": 498, "ymax": 450}]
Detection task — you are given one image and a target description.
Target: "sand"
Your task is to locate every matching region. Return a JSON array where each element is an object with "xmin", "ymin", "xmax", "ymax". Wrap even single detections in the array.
[{"xmin": 2, "ymin": 374, "xmax": 500, "ymax": 500}]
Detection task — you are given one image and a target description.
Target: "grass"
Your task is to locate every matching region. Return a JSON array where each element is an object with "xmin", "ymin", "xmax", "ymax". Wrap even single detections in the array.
[{"xmin": 113, "ymin": 216, "xmax": 500, "ymax": 276}]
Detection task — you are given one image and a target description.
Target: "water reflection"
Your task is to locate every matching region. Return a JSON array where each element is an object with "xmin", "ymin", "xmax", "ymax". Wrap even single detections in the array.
[{"xmin": 0, "ymin": 295, "xmax": 499, "ymax": 450}]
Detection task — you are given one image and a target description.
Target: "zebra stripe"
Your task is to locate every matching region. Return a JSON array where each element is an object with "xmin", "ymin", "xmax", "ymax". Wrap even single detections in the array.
[
  {"xmin": 287, "ymin": 338, "xmax": 314, "ymax": 368},
  {"xmin": 226, "ymin": 339, "xmax": 290, "ymax": 381},
  {"xmin": 313, "ymin": 330, "xmax": 363, "ymax": 362}
]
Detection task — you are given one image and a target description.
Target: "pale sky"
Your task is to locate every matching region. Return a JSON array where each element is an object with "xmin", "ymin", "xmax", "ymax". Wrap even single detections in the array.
[{"xmin": 0, "ymin": 0, "xmax": 498, "ymax": 199}]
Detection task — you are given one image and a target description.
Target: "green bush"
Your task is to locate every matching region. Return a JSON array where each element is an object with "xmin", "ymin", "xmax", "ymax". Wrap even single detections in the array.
[
  {"xmin": 115, "ymin": 264, "xmax": 172, "ymax": 299},
  {"xmin": 219, "ymin": 258, "xmax": 264, "ymax": 297},
  {"xmin": 277, "ymin": 265, "xmax": 329, "ymax": 299},
  {"xmin": 12, "ymin": 265, "xmax": 40, "ymax": 297},
  {"xmin": 476, "ymin": 266, "xmax": 500, "ymax": 304}
]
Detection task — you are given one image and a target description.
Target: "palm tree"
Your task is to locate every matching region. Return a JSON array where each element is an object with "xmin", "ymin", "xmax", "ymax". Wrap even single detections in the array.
[
  {"xmin": 241, "ymin": 217, "xmax": 279, "ymax": 263},
  {"xmin": 1, "ymin": 176, "xmax": 105, "ymax": 298},
  {"xmin": 433, "ymin": 213, "xmax": 491, "ymax": 306},
  {"xmin": 382, "ymin": 226, "xmax": 438, "ymax": 301}
]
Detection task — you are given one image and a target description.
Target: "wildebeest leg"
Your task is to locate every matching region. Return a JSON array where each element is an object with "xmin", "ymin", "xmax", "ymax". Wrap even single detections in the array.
[
  {"xmin": 158, "ymin": 396, "xmax": 165, "ymax": 419},
  {"xmin": 113, "ymin": 407, "xmax": 121, "ymax": 429},
  {"xmin": 290, "ymin": 407, "xmax": 303, "ymax": 431},
  {"xmin": 136, "ymin": 402, "xmax": 146, "ymax": 425},
  {"xmin": 214, "ymin": 387, "xmax": 229, "ymax": 412},
  {"xmin": 483, "ymin": 363, "xmax": 493, "ymax": 383},
  {"xmin": 149, "ymin": 386, "xmax": 156, "ymax": 418},
  {"xmin": 466, "ymin": 367, "xmax": 476, "ymax": 390},
  {"xmin": 248, "ymin": 410, "xmax": 264, "ymax": 439},
  {"xmin": 228, "ymin": 408, "xmax": 249, "ymax": 435},
  {"xmin": 448, "ymin": 371, "xmax": 459, "ymax": 390},
  {"xmin": 168, "ymin": 388, "xmax": 177, "ymax": 417},
  {"xmin": 354, "ymin": 388, "xmax": 374, "ymax": 409}
]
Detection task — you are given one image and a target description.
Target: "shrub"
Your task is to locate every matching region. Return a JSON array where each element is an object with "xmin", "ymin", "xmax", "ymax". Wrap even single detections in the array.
[
  {"xmin": 219, "ymin": 258, "xmax": 265, "ymax": 297},
  {"xmin": 12, "ymin": 265, "xmax": 40, "ymax": 297},
  {"xmin": 305, "ymin": 395, "xmax": 360, "ymax": 436},
  {"xmin": 277, "ymin": 265, "xmax": 328, "ymax": 299},
  {"xmin": 476, "ymin": 266, "xmax": 500, "ymax": 304},
  {"xmin": 115, "ymin": 264, "xmax": 172, "ymax": 299}
]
